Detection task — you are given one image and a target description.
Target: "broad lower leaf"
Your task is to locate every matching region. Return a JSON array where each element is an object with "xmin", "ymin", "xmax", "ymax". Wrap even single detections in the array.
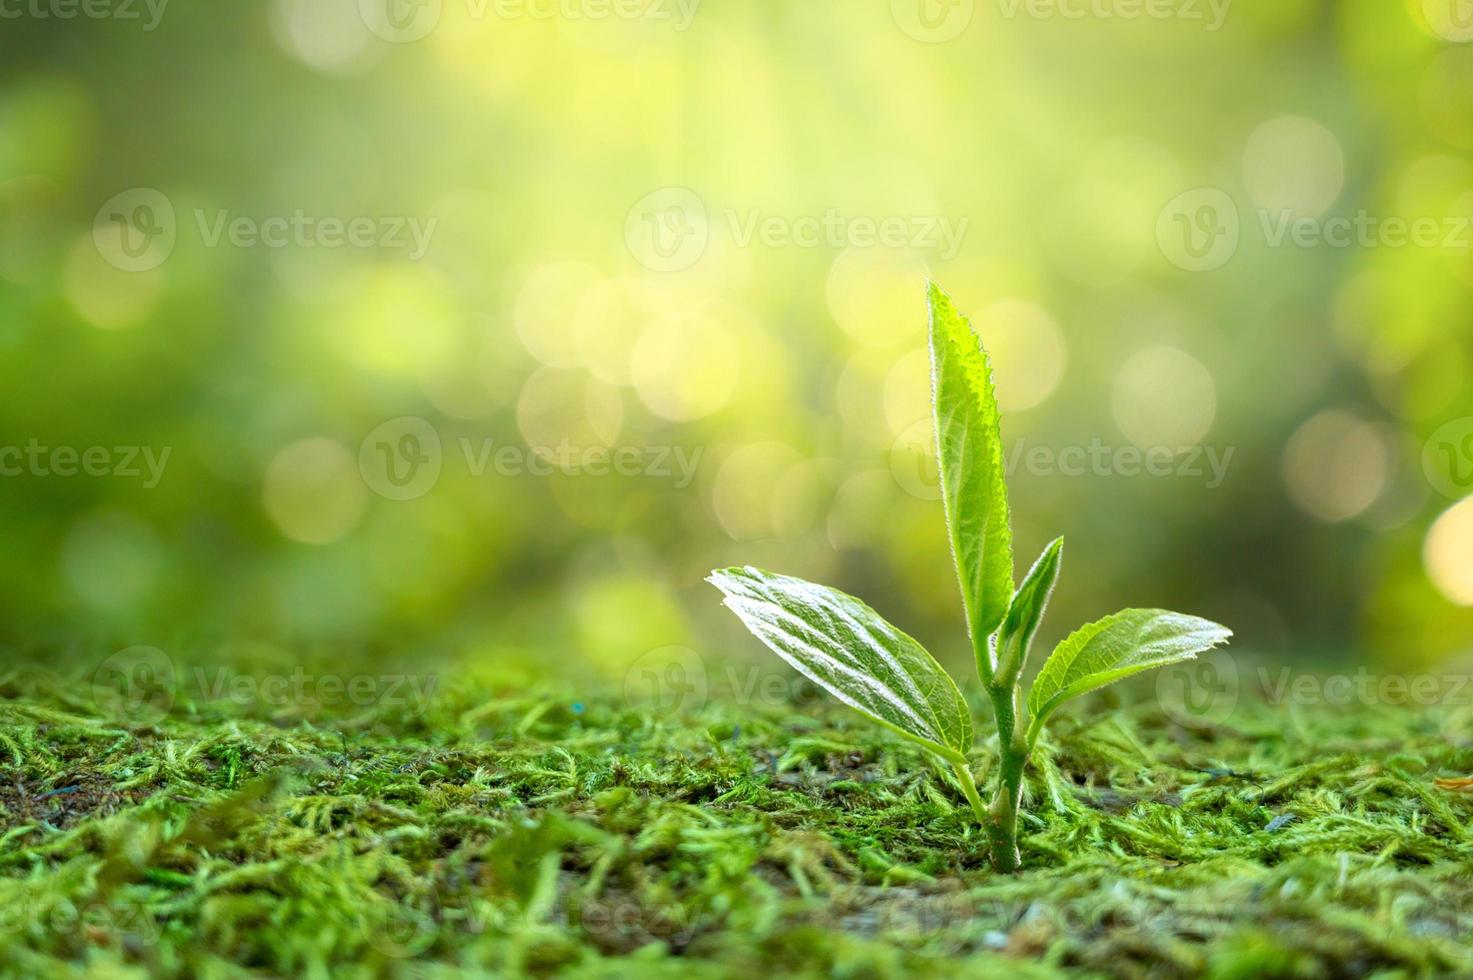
[
  {"xmin": 1026, "ymin": 609, "xmax": 1231, "ymax": 738},
  {"xmin": 928, "ymin": 283, "xmax": 1014, "ymax": 660},
  {"xmin": 709, "ymin": 566, "xmax": 973, "ymax": 761},
  {"xmin": 994, "ymin": 537, "xmax": 1064, "ymax": 683}
]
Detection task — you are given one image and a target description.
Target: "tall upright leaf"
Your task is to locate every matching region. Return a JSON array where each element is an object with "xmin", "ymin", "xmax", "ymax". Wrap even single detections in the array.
[
  {"xmin": 927, "ymin": 282, "xmax": 1014, "ymax": 662},
  {"xmin": 709, "ymin": 566, "xmax": 974, "ymax": 761}
]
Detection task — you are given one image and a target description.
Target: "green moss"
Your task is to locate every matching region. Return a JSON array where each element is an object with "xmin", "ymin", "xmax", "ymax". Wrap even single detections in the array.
[{"xmin": 1, "ymin": 657, "xmax": 1471, "ymax": 978}]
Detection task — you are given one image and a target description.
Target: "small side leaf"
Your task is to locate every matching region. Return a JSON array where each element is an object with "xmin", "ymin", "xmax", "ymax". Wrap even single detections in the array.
[
  {"xmin": 994, "ymin": 537, "xmax": 1064, "ymax": 683},
  {"xmin": 927, "ymin": 282, "xmax": 1014, "ymax": 662},
  {"xmin": 1026, "ymin": 609, "xmax": 1231, "ymax": 744},
  {"xmin": 709, "ymin": 566, "xmax": 974, "ymax": 762}
]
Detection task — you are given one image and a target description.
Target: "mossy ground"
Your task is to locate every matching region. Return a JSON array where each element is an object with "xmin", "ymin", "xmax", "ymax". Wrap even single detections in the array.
[{"xmin": 2, "ymin": 651, "xmax": 1472, "ymax": 978}]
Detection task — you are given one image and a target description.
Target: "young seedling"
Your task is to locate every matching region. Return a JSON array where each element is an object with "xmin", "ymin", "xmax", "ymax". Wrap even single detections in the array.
[{"xmin": 709, "ymin": 282, "xmax": 1231, "ymax": 872}]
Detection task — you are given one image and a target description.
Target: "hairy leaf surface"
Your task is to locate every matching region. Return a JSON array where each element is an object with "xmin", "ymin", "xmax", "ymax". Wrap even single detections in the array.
[{"xmin": 928, "ymin": 283, "xmax": 1014, "ymax": 655}]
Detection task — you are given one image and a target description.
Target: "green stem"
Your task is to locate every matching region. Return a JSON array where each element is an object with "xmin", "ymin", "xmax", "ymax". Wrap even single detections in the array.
[
  {"xmin": 950, "ymin": 759, "xmax": 988, "ymax": 825},
  {"xmin": 984, "ymin": 684, "xmax": 1028, "ymax": 872}
]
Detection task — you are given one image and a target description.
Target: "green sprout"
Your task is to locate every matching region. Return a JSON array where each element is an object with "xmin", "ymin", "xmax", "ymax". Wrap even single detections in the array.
[{"xmin": 709, "ymin": 282, "xmax": 1232, "ymax": 872}]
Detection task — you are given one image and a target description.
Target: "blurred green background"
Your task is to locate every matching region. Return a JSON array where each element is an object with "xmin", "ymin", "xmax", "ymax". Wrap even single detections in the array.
[{"xmin": 2, "ymin": 0, "xmax": 1471, "ymax": 685}]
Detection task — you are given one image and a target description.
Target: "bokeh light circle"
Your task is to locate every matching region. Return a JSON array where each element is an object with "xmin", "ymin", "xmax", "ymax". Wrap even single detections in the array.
[
  {"xmin": 630, "ymin": 309, "xmax": 739, "ymax": 422},
  {"xmin": 514, "ymin": 261, "xmax": 602, "ymax": 368},
  {"xmin": 712, "ymin": 442, "xmax": 804, "ymax": 540},
  {"xmin": 826, "ymin": 247, "xmax": 929, "ymax": 347},
  {"xmin": 517, "ymin": 366, "xmax": 624, "ymax": 451},
  {"xmin": 1241, "ymin": 115, "xmax": 1345, "ymax": 219},
  {"xmin": 1419, "ymin": 48, "xmax": 1473, "ymax": 149},
  {"xmin": 263, "ymin": 438, "xmax": 367, "ymax": 544},
  {"xmin": 61, "ymin": 510, "xmax": 163, "ymax": 613},
  {"xmin": 574, "ymin": 276, "xmax": 671, "ymax": 385},
  {"xmin": 970, "ymin": 300, "xmax": 1067, "ymax": 412},
  {"xmin": 882, "ymin": 349, "xmax": 931, "ymax": 434},
  {"xmin": 1282, "ymin": 410, "xmax": 1391, "ymax": 523},
  {"xmin": 65, "ymin": 236, "xmax": 162, "ymax": 329},
  {"xmin": 889, "ymin": 418, "xmax": 941, "ymax": 501},
  {"xmin": 270, "ymin": 0, "xmax": 378, "ymax": 73},
  {"xmin": 1111, "ymin": 346, "xmax": 1217, "ymax": 449},
  {"xmin": 1424, "ymin": 497, "xmax": 1473, "ymax": 605}
]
